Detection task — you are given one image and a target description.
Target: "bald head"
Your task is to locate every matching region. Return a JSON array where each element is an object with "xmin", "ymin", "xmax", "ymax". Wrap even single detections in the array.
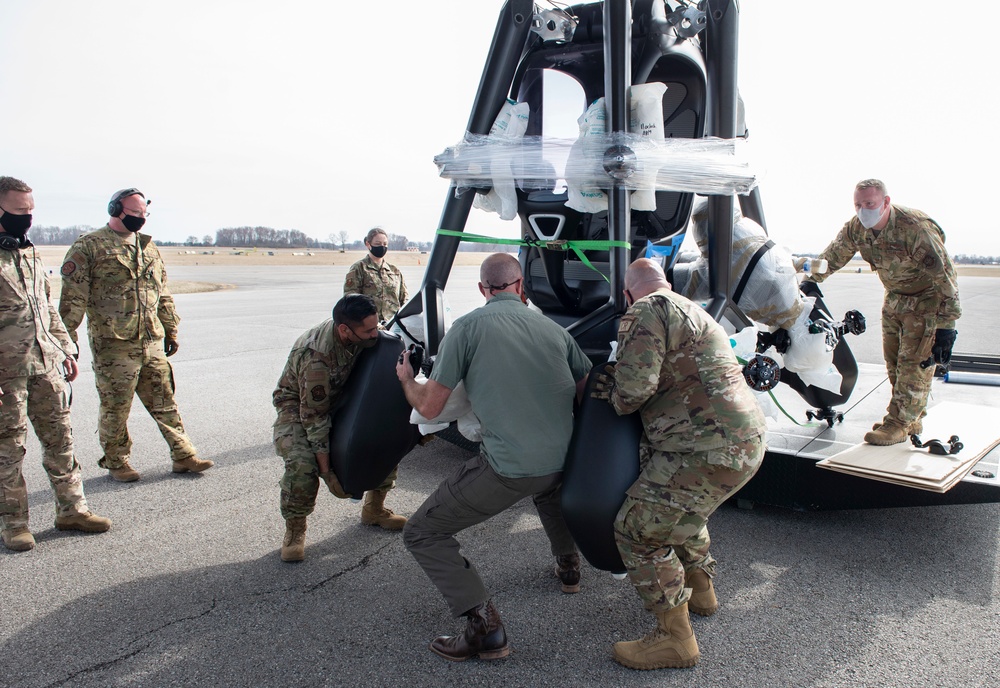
[
  {"xmin": 624, "ymin": 258, "xmax": 671, "ymax": 302},
  {"xmin": 480, "ymin": 253, "xmax": 522, "ymax": 294}
]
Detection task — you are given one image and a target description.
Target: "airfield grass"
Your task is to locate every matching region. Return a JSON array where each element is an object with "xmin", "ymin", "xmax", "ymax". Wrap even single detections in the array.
[{"xmin": 32, "ymin": 246, "xmax": 1000, "ymax": 296}]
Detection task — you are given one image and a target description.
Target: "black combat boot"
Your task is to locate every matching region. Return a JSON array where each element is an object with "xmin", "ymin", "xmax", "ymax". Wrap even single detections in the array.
[
  {"xmin": 555, "ymin": 553, "xmax": 581, "ymax": 593},
  {"xmin": 429, "ymin": 599, "xmax": 510, "ymax": 661}
]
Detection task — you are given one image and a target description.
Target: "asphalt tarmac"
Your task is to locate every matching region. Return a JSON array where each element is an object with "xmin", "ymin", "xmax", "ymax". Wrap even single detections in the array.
[{"xmin": 2, "ymin": 265, "xmax": 998, "ymax": 688}]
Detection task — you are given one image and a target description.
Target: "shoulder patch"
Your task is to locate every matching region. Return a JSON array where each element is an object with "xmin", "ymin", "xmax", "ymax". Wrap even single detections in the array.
[
  {"xmin": 310, "ymin": 385, "xmax": 327, "ymax": 402},
  {"xmin": 619, "ymin": 313, "xmax": 639, "ymax": 334},
  {"xmin": 61, "ymin": 261, "xmax": 77, "ymax": 276}
]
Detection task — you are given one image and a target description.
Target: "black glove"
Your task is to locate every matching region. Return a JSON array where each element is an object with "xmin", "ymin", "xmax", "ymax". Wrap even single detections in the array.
[
  {"xmin": 164, "ymin": 339, "xmax": 179, "ymax": 357},
  {"xmin": 799, "ymin": 280, "xmax": 823, "ymax": 298},
  {"xmin": 931, "ymin": 328, "xmax": 957, "ymax": 367},
  {"xmin": 590, "ymin": 363, "xmax": 617, "ymax": 401}
]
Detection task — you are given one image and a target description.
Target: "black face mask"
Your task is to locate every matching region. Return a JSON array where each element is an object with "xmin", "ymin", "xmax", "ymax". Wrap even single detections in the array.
[
  {"xmin": 121, "ymin": 214, "xmax": 146, "ymax": 233},
  {"xmin": 0, "ymin": 208, "xmax": 32, "ymax": 238},
  {"xmin": 348, "ymin": 326, "xmax": 379, "ymax": 349},
  {"xmin": 369, "ymin": 245, "xmax": 388, "ymax": 258}
]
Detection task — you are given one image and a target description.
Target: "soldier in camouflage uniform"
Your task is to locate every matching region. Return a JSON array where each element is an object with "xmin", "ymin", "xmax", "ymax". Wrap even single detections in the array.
[
  {"xmin": 594, "ymin": 258, "xmax": 766, "ymax": 670},
  {"xmin": 806, "ymin": 179, "xmax": 961, "ymax": 445},
  {"xmin": 59, "ymin": 188, "xmax": 213, "ymax": 482},
  {"xmin": 0, "ymin": 176, "xmax": 111, "ymax": 551},
  {"xmin": 273, "ymin": 294, "xmax": 403, "ymax": 563},
  {"xmin": 342, "ymin": 227, "xmax": 408, "ymax": 519},
  {"xmin": 343, "ymin": 227, "xmax": 408, "ymax": 323}
]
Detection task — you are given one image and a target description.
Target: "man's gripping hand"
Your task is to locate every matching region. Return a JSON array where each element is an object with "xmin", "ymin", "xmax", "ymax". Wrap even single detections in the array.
[
  {"xmin": 590, "ymin": 363, "xmax": 617, "ymax": 401},
  {"xmin": 319, "ymin": 470, "xmax": 348, "ymax": 499},
  {"xmin": 164, "ymin": 339, "xmax": 179, "ymax": 357},
  {"xmin": 396, "ymin": 349, "xmax": 415, "ymax": 383}
]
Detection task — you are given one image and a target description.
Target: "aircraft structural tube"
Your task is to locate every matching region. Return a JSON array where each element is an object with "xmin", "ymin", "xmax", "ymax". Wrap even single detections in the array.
[
  {"xmin": 417, "ymin": 1, "xmax": 535, "ymax": 354},
  {"xmin": 704, "ymin": 0, "xmax": 740, "ymax": 322},
  {"xmin": 603, "ymin": 0, "xmax": 632, "ymax": 315}
]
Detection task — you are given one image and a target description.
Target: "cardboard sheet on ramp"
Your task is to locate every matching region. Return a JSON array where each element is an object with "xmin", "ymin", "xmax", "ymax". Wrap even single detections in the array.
[{"xmin": 816, "ymin": 401, "xmax": 1000, "ymax": 492}]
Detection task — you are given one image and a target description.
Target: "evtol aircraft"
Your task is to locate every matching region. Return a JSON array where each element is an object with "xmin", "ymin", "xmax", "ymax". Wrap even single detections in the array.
[{"xmin": 335, "ymin": 1, "xmax": 1000, "ymax": 570}]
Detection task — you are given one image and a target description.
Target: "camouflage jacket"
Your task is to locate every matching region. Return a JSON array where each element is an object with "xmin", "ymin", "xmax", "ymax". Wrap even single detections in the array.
[
  {"xmin": 0, "ymin": 243, "xmax": 75, "ymax": 378},
  {"xmin": 343, "ymin": 255, "xmax": 407, "ymax": 322},
  {"xmin": 611, "ymin": 288, "xmax": 766, "ymax": 454},
  {"xmin": 812, "ymin": 205, "xmax": 961, "ymax": 328},
  {"xmin": 58, "ymin": 226, "xmax": 180, "ymax": 345},
  {"xmin": 272, "ymin": 319, "xmax": 364, "ymax": 454}
]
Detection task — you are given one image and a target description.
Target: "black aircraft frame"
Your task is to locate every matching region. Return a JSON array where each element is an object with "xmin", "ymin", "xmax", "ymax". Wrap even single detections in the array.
[{"xmin": 393, "ymin": 0, "xmax": 1000, "ymax": 511}]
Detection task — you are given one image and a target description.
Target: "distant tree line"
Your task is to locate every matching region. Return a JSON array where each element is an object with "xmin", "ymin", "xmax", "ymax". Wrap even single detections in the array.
[
  {"xmin": 952, "ymin": 254, "xmax": 1000, "ymax": 265},
  {"xmin": 214, "ymin": 226, "xmax": 315, "ymax": 248},
  {"xmin": 25, "ymin": 225, "xmax": 92, "ymax": 245}
]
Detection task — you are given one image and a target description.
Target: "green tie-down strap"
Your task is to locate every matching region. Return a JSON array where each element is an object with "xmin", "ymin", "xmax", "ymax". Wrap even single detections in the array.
[{"xmin": 435, "ymin": 229, "xmax": 631, "ymax": 284}]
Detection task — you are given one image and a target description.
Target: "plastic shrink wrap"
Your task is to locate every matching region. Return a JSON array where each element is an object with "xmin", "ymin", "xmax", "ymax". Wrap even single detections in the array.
[
  {"xmin": 435, "ymin": 90, "xmax": 758, "ymax": 205},
  {"xmin": 672, "ymin": 202, "xmax": 804, "ymax": 331},
  {"xmin": 672, "ymin": 201, "xmax": 842, "ymax": 394},
  {"xmin": 473, "ymin": 98, "xmax": 531, "ymax": 220}
]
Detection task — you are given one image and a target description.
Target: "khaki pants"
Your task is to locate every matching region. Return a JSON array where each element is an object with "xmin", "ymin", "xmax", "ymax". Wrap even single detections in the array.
[{"xmin": 404, "ymin": 453, "xmax": 577, "ymax": 617}]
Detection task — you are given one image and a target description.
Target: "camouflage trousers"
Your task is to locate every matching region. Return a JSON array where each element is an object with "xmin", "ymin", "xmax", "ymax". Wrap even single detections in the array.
[
  {"xmin": 274, "ymin": 421, "xmax": 396, "ymax": 520},
  {"xmin": 0, "ymin": 368, "xmax": 89, "ymax": 529},
  {"xmin": 882, "ymin": 306, "xmax": 937, "ymax": 425},
  {"xmin": 614, "ymin": 434, "xmax": 764, "ymax": 612},
  {"xmin": 91, "ymin": 338, "xmax": 197, "ymax": 468}
]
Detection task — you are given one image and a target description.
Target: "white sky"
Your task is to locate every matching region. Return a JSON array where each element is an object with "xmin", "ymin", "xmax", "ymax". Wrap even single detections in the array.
[{"xmin": 2, "ymin": 1, "xmax": 998, "ymax": 255}]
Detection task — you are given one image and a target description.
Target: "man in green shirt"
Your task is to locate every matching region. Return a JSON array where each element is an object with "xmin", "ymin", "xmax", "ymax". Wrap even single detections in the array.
[{"xmin": 396, "ymin": 253, "xmax": 591, "ymax": 663}]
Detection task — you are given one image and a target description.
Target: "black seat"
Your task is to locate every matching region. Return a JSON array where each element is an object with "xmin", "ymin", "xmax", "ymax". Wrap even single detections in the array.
[{"xmin": 511, "ymin": 27, "xmax": 707, "ymax": 319}]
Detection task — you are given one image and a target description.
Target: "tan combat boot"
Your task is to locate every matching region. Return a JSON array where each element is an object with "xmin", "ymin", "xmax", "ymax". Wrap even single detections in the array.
[
  {"xmin": 871, "ymin": 419, "xmax": 923, "ymax": 435},
  {"xmin": 612, "ymin": 603, "xmax": 700, "ymax": 670},
  {"xmin": 686, "ymin": 569, "xmax": 718, "ymax": 617},
  {"xmin": 172, "ymin": 456, "xmax": 214, "ymax": 473},
  {"xmin": 361, "ymin": 490, "xmax": 407, "ymax": 530},
  {"xmin": 55, "ymin": 511, "xmax": 112, "ymax": 533},
  {"xmin": 864, "ymin": 419, "xmax": 908, "ymax": 446},
  {"xmin": 281, "ymin": 517, "xmax": 307, "ymax": 562},
  {"xmin": 107, "ymin": 460, "xmax": 141, "ymax": 482},
  {"xmin": 1, "ymin": 526, "xmax": 36, "ymax": 552}
]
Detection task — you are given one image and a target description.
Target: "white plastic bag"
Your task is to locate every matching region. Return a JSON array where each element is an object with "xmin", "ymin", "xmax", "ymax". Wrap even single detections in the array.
[
  {"xmin": 628, "ymin": 82, "xmax": 668, "ymax": 211},
  {"xmin": 781, "ymin": 300, "xmax": 843, "ymax": 394},
  {"xmin": 566, "ymin": 98, "xmax": 609, "ymax": 213},
  {"xmin": 408, "ymin": 378, "xmax": 482, "ymax": 441},
  {"xmin": 473, "ymin": 99, "xmax": 531, "ymax": 220}
]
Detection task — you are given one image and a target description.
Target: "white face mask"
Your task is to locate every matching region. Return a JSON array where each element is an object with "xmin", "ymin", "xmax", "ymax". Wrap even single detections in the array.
[{"xmin": 857, "ymin": 204, "xmax": 885, "ymax": 229}]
